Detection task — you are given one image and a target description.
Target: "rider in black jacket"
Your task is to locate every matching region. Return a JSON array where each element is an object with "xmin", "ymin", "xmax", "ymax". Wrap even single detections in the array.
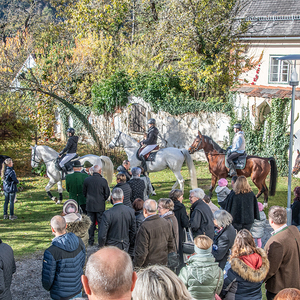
[
  {"xmin": 59, "ymin": 128, "xmax": 79, "ymax": 176},
  {"xmin": 139, "ymin": 119, "xmax": 159, "ymax": 172}
]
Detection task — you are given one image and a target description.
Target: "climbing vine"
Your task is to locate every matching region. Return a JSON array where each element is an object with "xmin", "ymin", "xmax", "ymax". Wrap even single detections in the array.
[{"xmin": 230, "ymin": 98, "xmax": 291, "ymax": 176}]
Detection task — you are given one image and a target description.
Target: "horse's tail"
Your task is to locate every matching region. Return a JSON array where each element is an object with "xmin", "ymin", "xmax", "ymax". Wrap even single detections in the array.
[
  {"xmin": 268, "ymin": 157, "xmax": 277, "ymax": 196},
  {"xmin": 181, "ymin": 149, "xmax": 198, "ymax": 189},
  {"xmin": 100, "ymin": 156, "xmax": 114, "ymax": 185}
]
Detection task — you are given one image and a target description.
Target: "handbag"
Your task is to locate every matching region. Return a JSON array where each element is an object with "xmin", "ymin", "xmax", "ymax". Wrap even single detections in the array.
[
  {"xmin": 167, "ymin": 218, "xmax": 180, "ymax": 269},
  {"xmin": 182, "ymin": 227, "xmax": 195, "ymax": 255}
]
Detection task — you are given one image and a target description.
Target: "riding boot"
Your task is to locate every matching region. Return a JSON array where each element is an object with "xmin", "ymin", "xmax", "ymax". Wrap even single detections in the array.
[
  {"xmin": 228, "ymin": 163, "xmax": 237, "ymax": 177},
  {"xmin": 140, "ymin": 155, "xmax": 147, "ymax": 173},
  {"xmin": 61, "ymin": 166, "xmax": 67, "ymax": 180}
]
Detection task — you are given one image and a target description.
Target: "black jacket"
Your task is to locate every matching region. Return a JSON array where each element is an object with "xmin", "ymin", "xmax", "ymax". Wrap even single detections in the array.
[
  {"xmin": 212, "ymin": 224, "xmax": 236, "ymax": 269},
  {"xmin": 135, "ymin": 210, "xmax": 145, "ymax": 231},
  {"xmin": 190, "ymin": 199, "xmax": 214, "ymax": 240},
  {"xmin": 114, "ymin": 182, "xmax": 132, "ymax": 208},
  {"xmin": 3, "ymin": 166, "xmax": 18, "ymax": 193},
  {"xmin": 116, "ymin": 165, "xmax": 131, "ymax": 182},
  {"xmin": 128, "ymin": 178, "xmax": 146, "ymax": 202},
  {"xmin": 142, "ymin": 126, "xmax": 159, "ymax": 145},
  {"xmin": 133, "ymin": 214, "xmax": 175, "ymax": 268},
  {"xmin": 225, "ymin": 191, "xmax": 260, "ymax": 226},
  {"xmin": 0, "ymin": 240, "xmax": 16, "ymax": 300},
  {"xmin": 173, "ymin": 200, "xmax": 189, "ymax": 261},
  {"xmin": 83, "ymin": 173, "xmax": 110, "ymax": 212},
  {"xmin": 98, "ymin": 203, "xmax": 136, "ymax": 253},
  {"xmin": 221, "ymin": 189, "xmax": 234, "ymax": 209},
  {"xmin": 59, "ymin": 135, "xmax": 78, "ymax": 155},
  {"xmin": 292, "ymin": 201, "xmax": 300, "ymax": 226}
]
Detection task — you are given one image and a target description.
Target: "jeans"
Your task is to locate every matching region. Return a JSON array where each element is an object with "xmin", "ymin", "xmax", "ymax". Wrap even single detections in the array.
[{"xmin": 4, "ymin": 192, "xmax": 15, "ymax": 216}]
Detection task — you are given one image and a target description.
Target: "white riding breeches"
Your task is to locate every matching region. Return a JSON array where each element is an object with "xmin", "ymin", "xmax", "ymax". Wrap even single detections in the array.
[
  {"xmin": 140, "ymin": 145, "xmax": 158, "ymax": 156},
  {"xmin": 59, "ymin": 153, "xmax": 77, "ymax": 167}
]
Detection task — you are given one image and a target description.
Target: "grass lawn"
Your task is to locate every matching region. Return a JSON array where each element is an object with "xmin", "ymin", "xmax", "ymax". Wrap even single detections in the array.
[{"xmin": 1, "ymin": 141, "xmax": 299, "ymax": 299}]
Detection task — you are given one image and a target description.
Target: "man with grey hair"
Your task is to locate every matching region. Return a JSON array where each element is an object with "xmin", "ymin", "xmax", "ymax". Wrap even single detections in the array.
[
  {"xmin": 98, "ymin": 188, "xmax": 136, "ymax": 253},
  {"xmin": 264, "ymin": 206, "xmax": 300, "ymax": 300},
  {"xmin": 81, "ymin": 246, "xmax": 137, "ymax": 300},
  {"xmin": 133, "ymin": 199, "xmax": 175, "ymax": 267},
  {"xmin": 128, "ymin": 167, "xmax": 146, "ymax": 202},
  {"xmin": 189, "ymin": 188, "xmax": 214, "ymax": 239},
  {"xmin": 42, "ymin": 215, "xmax": 85, "ymax": 300},
  {"xmin": 83, "ymin": 164, "xmax": 110, "ymax": 246}
]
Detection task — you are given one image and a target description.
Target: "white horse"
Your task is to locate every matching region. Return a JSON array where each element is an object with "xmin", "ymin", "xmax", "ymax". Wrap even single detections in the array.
[
  {"xmin": 30, "ymin": 145, "xmax": 114, "ymax": 203},
  {"xmin": 109, "ymin": 131, "xmax": 197, "ymax": 191}
]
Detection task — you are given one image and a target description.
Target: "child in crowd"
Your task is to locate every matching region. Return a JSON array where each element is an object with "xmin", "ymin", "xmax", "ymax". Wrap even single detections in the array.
[
  {"xmin": 250, "ymin": 202, "xmax": 266, "ymax": 248},
  {"xmin": 215, "ymin": 178, "xmax": 230, "ymax": 207}
]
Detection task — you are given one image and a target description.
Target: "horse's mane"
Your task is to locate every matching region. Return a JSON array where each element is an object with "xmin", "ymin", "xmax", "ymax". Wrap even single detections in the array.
[
  {"xmin": 36, "ymin": 145, "xmax": 58, "ymax": 156},
  {"xmin": 203, "ymin": 135, "xmax": 226, "ymax": 153}
]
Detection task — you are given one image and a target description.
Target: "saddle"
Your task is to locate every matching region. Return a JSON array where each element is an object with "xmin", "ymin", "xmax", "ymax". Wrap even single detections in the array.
[
  {"xmin": 225, "ymin": 152, "xmax": 247, "ymax": 170},
  {"xmin": 137, "ymin": 145, "xmax": 159, "ymax": 161},
  {"xmin": 55, "ymin": 154, "xmax": 79, "ymax": 172}
]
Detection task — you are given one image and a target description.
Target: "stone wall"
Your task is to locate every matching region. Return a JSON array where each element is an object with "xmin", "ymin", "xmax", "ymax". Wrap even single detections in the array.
[{"xmin": 58, "ymin": 96, "xmax": 231, "ymax": 161}]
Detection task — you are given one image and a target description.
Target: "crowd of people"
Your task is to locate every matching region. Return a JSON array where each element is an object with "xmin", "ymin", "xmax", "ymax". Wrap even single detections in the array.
[{"xmin": 3, "ymin": 155, "xmax": 300, "ymax": 300}]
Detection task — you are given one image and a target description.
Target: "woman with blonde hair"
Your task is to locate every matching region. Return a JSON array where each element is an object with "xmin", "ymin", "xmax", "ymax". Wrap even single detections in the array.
[
  {"xmin": 221, "ymin": 229, "xmax": 269, "ymax": 300},
  {"xmin": 225, "ymin": 175, "xmax": 260, "ymax": 231},
  {"xmin": 1, "ymin": 158, "xmax": 18, "ymax": 220},
  {"xmin": 179, "ymin": 235, "xmax": 223, "ymax": 300},
  {"xmin": 132, "ymin": 265, "xmax": 193, "ymax": 300}
]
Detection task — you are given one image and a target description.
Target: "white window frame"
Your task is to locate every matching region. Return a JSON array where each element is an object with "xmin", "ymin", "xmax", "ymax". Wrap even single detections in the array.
[{"xmin": 269, "ymin": 55, "xmax": 290, "ymax": 84}]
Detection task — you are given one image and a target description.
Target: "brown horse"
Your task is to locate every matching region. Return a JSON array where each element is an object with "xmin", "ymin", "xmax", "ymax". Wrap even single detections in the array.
[
  {"xmin": 292, "ymin": 149, "xmax": 300, "ymax": 175},
  {"xmin": 188, "ymin": 131, "xmax": 277, "ymax": 205}
]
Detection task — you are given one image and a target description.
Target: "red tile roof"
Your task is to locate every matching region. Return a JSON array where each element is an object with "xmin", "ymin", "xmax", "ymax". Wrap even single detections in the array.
[{"xmin": 232, "ymin": 84, "xmax": 300, "ymax": 100}]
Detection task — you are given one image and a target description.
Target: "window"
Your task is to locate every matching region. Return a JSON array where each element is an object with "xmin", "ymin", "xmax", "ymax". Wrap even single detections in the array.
[
  {"xmin": 129, "ymin": 103, "xmax": 146, "ymax": 133},
  {"xmin": 269, "ymin": 56, "xmax": 290, "ymax": 83}
]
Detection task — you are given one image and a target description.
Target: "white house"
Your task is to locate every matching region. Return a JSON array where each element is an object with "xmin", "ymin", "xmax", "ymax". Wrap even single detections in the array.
[{"xmin": 234, "ymin": 0, "xmax": 300, "ymax": 166}]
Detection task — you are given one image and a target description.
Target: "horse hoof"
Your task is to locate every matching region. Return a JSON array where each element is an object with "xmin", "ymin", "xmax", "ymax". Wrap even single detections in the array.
[
  {"xmin": 52, "ymin": 197, "xmax": 57, "ymax": 202},
  {"xmin": 263, "ymin": 203, "xmax": 268, "ymax": 209},
  {"xmin": 56, "ymin": 200, "xmax": 61, "ymax": 204}
]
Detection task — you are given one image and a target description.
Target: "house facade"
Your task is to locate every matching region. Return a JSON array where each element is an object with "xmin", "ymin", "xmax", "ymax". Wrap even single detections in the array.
[{"xmin": 235, "ymin": 0, "xmax": 300, "ymax": 167}]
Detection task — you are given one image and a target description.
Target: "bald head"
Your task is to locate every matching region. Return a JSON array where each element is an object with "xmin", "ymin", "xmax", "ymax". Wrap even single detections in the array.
[
  {"xmin": 51, "ymin": 215, "xmax": 67, "ymax": 234},
  {"xmin": 84, "ymin": 247, "xmax": 134, "ymax": 299},
  {"xmin": 93, "ymin": 165, "xmax": 102, "ymax": 174}
]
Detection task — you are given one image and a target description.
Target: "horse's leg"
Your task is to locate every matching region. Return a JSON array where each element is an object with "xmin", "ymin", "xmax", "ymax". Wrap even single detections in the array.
[
  {"xmin": 172, "ymin": 171, "xmax": 185, "ymax": 193},
  {"xmin": 57, "ymin": 180, "xmax": 63, "ymax": 204},
  {"xmin": 252, "ymin": 175, "xmax": 268, "ymax": 207},
  {"xmin": 209, "ymin": 175, "xmax": 218, "ymax": 198},
  {"xmin": 45, "ymin": 181, "xmax": 58, "ymax": 203}
]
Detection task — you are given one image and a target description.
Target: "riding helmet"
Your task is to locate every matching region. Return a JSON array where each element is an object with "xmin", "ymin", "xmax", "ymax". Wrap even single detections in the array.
[
  {"xmin": 67, "ymin": 128, "xmax": 75, "ymax": 135},
  {"xmin": 233, "ymin": 123, "xmax": 242, "ymax": 130},
  {"xmin": 147, "ymin": 118, "xmax": 156, "ymax": 125}
]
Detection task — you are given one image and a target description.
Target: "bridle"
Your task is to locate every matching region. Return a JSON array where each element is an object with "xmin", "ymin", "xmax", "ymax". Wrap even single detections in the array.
[
  {"xmin": 31, "ymin": 146, "xmax": 55, "ymax": 165},
  {"xmin": 190, "ymin": 136, "xmax": 226, "ymax": 156},
  {"xmin": 31, "ymin": 146, "xmax": 41, "ymax": 165},
  {"xmin": 111, "ymin": 131, "xmax": 122, "ymax": 147}
]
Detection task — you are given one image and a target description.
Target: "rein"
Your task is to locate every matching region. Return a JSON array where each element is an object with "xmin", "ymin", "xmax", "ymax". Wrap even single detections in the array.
[
  {"xmin": 31, "ymin": 147, "xmax": 55, "ymax": 165},
  {"xmin": 111, "ymin": 131, "xmax": 122, "ymax": 147},
  {"xmin": 192, "ymin": 136, "xmax": 226, "ymax": 156}
]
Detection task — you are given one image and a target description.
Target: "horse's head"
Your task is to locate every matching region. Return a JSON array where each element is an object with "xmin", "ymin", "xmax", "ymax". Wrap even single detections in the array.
[
  {"xmin": 188, "ymin": 130, "xmax": 204, "ymax": 154},
  {"xmin": 109, "ymin": 131, "xmax": 122, "ymax": 149},
  {"xmin": 30, "ymin": 145, "xmax": 41, "ymax": 168},
  {"xmin": 293, "ymin": 149, "xmax": 300, "ymax": 175}
]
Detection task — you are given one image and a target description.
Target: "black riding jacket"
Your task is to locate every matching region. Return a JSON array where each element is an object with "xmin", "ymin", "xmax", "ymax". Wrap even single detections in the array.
[
  {"xmin": 59, "ymin": 136, "xmax": 79, "ymax": 155},
  {"xmin": 142, "ymin": 126, "xmax": 159, "ymax": 145}
]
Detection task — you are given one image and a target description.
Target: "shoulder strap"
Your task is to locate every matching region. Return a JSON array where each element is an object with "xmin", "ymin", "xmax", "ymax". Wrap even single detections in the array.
[{"xmin": 169, "ymin": 218, "xmax": 178, "ymax": 252}]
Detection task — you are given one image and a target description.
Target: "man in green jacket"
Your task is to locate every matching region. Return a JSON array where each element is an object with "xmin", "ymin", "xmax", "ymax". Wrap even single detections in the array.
[{"xmin": 66, "ymin": 160, "xmax": 88, "ymax": 214}]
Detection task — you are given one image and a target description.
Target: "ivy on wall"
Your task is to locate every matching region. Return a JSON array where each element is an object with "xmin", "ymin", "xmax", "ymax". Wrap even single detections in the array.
[
  {"xmin": 91, "ymin": 70, "xmax": 233, "ymax": 116},
  {"xmin": 230, "ymin": 98, "xmax": 291, "ymax": 176}
]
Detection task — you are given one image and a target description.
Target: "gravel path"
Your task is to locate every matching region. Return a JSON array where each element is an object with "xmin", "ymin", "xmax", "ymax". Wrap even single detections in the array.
[
  {"xmin": 11, "ymin": 221, "xmax": 273, "ymax": 299},
  {"xmin": 11, "ymin": 246, "xmax": 99, "ymax": 300}
]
